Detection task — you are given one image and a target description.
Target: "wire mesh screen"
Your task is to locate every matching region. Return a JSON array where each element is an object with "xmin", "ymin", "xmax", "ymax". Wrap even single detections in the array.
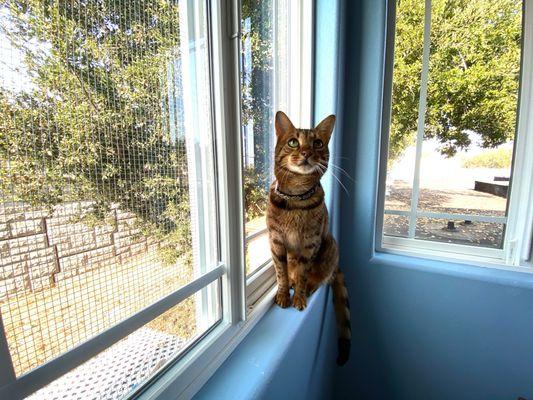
[
  {"xmin": 0, "ymin": 0, "xmax": 214, "ymax": 377},
  {"xmin": 27, "ymin": 281, "xmax": 221, "ymax": 400}
]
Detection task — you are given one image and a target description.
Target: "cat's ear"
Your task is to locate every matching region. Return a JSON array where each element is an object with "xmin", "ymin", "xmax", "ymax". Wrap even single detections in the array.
[
  {"xmin": 314, "ymin": 114, "xmax": 336, "ymax": 141},
  {"xmin": 275, "ymin": 111, "xmax": 296, "ymax": 138}
]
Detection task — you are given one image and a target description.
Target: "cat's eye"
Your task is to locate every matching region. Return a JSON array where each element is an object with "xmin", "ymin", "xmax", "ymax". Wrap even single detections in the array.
[
  {"xmin": 287, "ymin": 138, "xmax": 299, "ymax": 148},
  {"xmin": 313, "ymin": 139, "xmax": 324, "ymax": 149}
]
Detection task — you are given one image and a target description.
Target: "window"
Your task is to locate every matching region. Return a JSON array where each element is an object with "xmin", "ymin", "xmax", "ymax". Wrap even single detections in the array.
[
  {"xmin": 240, "ymin": 0, "xmax": 313, "ymax": 300},
  {"xmin": 377, "ymin": 0, "xmax": 533, "ymax": 267},
  {"xmin": 0, "ymin": 1, "xmax": 224, "ymax": 398},
  {"xmin": 0, "ymin": 1, "xmax": 314, "ymax": 398}
]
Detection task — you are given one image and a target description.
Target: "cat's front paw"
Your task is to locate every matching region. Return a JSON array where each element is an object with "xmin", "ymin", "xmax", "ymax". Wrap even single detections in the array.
[
  {"xmin": 275, "ymin": 289, "xmax": 291, "ymax": 308},
  {"xmin": 292, "ymin": 294, "xmax": 307, "ymax": 311}
]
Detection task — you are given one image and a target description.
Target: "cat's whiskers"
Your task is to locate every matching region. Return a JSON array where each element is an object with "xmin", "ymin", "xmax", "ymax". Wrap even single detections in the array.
[
  {"xmin": 330, "ymin": 170, "xmax": 349, "ymax": 195},
  {"xmin": 328, "ymin": 162, "xmax": 354, "ymax": 182},
  {"xmin": 315, "ymin": 163, "xmax": 327, "ymax": 177},
  {"xmin": 329, "ymin": 155, "xmax": 351, "ymax": 163},
  {"xmin": 318, "ymin": 161, "xmax": 349, "ymax": 195},
  {"xmin": 318, "ymin": 159, "xmax": 354, "ymax": 182}
]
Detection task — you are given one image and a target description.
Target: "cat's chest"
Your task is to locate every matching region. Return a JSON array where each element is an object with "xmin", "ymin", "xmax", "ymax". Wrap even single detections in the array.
[{"xmin": 276, "ymin": 208, "xmax": 323, "ymax": 241}]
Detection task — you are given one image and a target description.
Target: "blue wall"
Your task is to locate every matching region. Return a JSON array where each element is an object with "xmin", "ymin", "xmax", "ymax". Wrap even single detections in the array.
[{"xmin": 334, "ymin": 1, "xmax": 533, "ymax": 399}]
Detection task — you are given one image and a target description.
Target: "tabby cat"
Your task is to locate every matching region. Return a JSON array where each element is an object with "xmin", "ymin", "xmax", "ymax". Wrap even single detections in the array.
[{"xmin": 266, "ymin": 111, "xmax": 351, "ymax": 365}]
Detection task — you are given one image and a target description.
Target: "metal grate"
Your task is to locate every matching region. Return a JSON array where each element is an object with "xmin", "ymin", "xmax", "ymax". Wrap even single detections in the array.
[
  {"xmin": 0, "ymin": 0, "xmax": 214, "ymax": 379},
  {"xmin": 27, "ymin": 327, "xmax": 185, "ymax": 400}
]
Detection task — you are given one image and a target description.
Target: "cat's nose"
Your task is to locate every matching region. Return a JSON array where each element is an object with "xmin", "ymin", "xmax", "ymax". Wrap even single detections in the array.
[{"xmin": 300, "ymin": 150, "xmax": 311, "ymax": 158}]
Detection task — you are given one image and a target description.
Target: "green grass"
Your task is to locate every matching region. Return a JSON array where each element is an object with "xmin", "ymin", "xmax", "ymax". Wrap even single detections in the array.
[{"xmin": 462, "ymin": 147, "xmax": 512, "ymax": 169}]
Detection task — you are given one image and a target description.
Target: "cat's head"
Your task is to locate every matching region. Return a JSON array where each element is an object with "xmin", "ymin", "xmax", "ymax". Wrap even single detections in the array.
[{"xmin": 274, "ymin": 111, "xmax": 336, "ymax": 177}]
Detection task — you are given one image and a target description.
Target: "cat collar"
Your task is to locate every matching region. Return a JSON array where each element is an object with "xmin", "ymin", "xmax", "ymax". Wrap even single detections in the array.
[{"xmin": 274, "ymin": 181, "xmax": 319, "ymax": 201}]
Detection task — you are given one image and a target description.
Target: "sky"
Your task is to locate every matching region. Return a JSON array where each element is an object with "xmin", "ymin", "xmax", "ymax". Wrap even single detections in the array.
[{"xmin": 0, "ymin": 6, "xmax": 37, "ymax": 93}]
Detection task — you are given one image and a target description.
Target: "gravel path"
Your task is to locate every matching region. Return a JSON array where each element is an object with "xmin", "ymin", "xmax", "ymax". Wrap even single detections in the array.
[{"xmin": 384, "ymin": 184, "xmax": 506, "ymax": 249}]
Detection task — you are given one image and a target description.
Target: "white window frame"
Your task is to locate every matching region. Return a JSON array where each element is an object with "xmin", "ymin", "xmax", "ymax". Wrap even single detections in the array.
[
  {"xmin": 0, "ymin": 0, "xmax": 229, "ymax": 398},
  {"xmin": 0, "ymin": 1, "xmax": 315, "ymax": 399},
  {"xmin": 376, "ymin": 0, "xmax": 533, "ymax": 269}
]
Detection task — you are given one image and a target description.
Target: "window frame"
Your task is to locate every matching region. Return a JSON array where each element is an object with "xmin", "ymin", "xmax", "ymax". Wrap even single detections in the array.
[
  {"xmin": 376, "ymin": 0, "xmax": 533, "ymax": 269},
  {"xmin": 0, "ymin": 0, "xmax": 227, "ymax": 397}
]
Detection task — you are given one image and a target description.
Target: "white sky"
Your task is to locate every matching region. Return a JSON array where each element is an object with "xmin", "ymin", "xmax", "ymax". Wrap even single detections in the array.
[
  {"xmin": 0, "ymin": 6, "xmax": 36, "ymax": 93},
  {"xmin": 389, "ymin": 133, "xmax": 514, "ymax": 191}
]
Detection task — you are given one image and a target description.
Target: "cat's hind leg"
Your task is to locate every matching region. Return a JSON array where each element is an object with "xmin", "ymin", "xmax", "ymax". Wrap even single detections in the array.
[{"xmin": 306, "ymin": 234, "xmax": 339, "ymax": 296}]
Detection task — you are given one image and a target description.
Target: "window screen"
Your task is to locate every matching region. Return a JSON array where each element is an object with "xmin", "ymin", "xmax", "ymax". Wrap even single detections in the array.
[{"xmin": 0, "ymin": 0, "xmax": 219, "ymax": 396}]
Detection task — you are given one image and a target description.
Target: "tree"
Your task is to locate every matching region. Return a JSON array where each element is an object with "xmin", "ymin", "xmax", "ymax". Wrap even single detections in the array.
[
  {"xmin": 0, "ymin": 0, "xmax": 191, "ymax": 263},
  {"xmin": 240, "ymin": 0, "xmax": 274, "ymax": 221},
  {"xmin": 241, "ymin": 0, "xmax": 273, "ymax": 187},
  {"xmin": 390, "ymin": 0, "xmax": 522, "ymax": 159}
]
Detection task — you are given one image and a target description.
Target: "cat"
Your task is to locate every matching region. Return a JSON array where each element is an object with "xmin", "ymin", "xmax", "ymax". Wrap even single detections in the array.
[{"xmin": 266, "ymin": 111, "xmax": 351, "ymax": 366}]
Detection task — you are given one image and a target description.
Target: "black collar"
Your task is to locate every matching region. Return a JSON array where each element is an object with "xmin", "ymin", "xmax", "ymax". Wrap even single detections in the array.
[{"xmin": 274, "ymin": 181, "xmax": 319, "ymax": 201}]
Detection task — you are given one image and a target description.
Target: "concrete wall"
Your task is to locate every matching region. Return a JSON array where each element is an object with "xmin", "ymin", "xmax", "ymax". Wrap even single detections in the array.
[{"xmin": 0, "ymin": 202, "xmax": 155, "ymax": 299}]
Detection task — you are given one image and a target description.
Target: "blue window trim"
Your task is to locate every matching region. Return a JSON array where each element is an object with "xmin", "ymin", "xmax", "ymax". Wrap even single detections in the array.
[{"xmin": 371, "ymin": 253, "xmax": 533, "ymax": 291}]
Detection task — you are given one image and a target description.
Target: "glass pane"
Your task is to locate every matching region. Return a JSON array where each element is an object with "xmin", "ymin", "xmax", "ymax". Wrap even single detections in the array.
[
  {"xmin": 0, "ymin": 0, "xmax": 218, "ymax": 378},
  {"xmin": 383, "ymin": 0, "xmax": 522, "ymax": 249},
  {"xmin": 241, "ymin": 0, "xmax": 312, "ymax": 276},
  {"xmin": 27, "ymin": 281, "xmax": 221, "ymax": 400},
  {"xmin": 241, "ymin": 0, "xmax": 274, "ymax": 276},
  {"xmin": 383, "ymin": 0, "xmax": 426, "ymax": 214},
  {"xmin": 414, "ymin": 217, "xmax": 505, "ymax": 249}
]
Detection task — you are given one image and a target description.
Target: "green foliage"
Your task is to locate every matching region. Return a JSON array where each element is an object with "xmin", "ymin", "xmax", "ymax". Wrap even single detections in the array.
[
  {"xmin": 243, "ymin": 166, "xmax": 268, "ymax": 222},
  {"xmin": 0, "ymin": 0, "xmax": 191, "ymax": 265},
  {"xmin": 391, "ymin": 0, "xmax": 521, "ymax": 159},
  {"xmin": 241, "ymin": 0, "xmax": 273, "ymax": 189},
  {"xmin": 461, "ymin": 147, "xmax": 512, "ymax": 168}
]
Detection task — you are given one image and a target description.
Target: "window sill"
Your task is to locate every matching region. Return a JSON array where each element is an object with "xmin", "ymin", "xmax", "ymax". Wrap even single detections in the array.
[
  {"xmin": 135, "ymin": 283, "xmax": 277, "ymax": 400},
  {"xmin": 371, "ymin": 251, "xmax": 533, "ymax": 290},
  {"xmin": 192, "ymin": 285, "xmax": 332, "ymax": 400}
]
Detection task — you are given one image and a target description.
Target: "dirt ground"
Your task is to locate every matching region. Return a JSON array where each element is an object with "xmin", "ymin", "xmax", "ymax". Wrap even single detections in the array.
[
  {"xmin": 0, "ymin": 256, "xmax": 195, "ymax": 376},
  {"xmin": 384, "ymin": 182, "xmax": 506, "ymax": 248},
  {"xmin": 245, "ymin": 216, "xmax": 270, "ymax": 275}
]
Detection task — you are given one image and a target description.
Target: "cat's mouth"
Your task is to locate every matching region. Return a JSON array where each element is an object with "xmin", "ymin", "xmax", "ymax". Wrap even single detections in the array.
[{"xmin": 288, "ymin": 159, "xmax": 319, "ymax": 175}]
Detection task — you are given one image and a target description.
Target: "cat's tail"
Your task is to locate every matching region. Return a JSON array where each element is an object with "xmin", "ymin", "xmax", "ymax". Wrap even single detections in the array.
[{"xmin": 331, "ymin": 267, "xmax": 351, "ymax": 366}]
